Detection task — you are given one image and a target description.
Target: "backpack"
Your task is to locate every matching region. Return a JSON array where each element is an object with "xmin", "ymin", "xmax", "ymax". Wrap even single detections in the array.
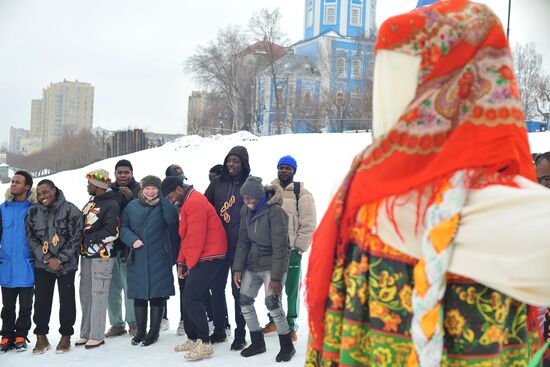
[{"xmin": 293, "ymin": 182, "xmax": 300, "ymax": 212}]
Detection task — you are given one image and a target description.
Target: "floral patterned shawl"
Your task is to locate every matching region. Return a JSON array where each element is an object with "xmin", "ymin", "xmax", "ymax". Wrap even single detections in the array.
[{"xmin": 306, "ymin": 0, "xmax": 535, "ymax": 351}]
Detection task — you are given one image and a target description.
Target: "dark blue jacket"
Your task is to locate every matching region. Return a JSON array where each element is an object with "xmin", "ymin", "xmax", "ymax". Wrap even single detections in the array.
[
  {"xmin": 120, "ymin": 195, "xmax": 179, "ymax": 300},
  {"xmin": 204, "ymin": 146, "xmax": 250, "ymax": 252},
  {"xmin": 0, "ymin": 189, "xmax": 36, "ymax": 288}
]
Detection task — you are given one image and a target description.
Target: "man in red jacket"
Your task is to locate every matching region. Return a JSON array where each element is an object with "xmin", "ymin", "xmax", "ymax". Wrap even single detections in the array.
[{"xmin": 161, "ymin": 177, "xmax": 227, "ymax": 361}]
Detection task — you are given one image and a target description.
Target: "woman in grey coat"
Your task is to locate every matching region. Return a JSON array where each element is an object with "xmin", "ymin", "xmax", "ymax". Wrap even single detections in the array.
[
  {"xmin": 26, "ymin": 179, "xmax": 83, "ymax": 354},
  {"xmin": 120, "ymin": 175, "xmax": 178, "ymax": 347}
]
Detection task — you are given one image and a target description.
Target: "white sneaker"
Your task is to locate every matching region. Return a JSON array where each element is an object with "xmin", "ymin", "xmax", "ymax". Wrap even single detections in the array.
[
  {"xmin": 208, "ymin": 321, "xmax": 214, "ymax": 334},
  {"xmin": 225, "ymin": 327, "xmax": 232, "ymax": 337},
  {"xmin": 185, "ymin": 340, "xmax": 213, "ymax": 361},
  {"xmin": 176, "ymin": 321, "xmax": 185, "ymax": 336},
  {"xmin": 160, "ymin": 318, "xmax": 170, "ymax": 332},
  {"xmin": 174, "ymin": 339, "xmax": 198, "ymax": 353}
]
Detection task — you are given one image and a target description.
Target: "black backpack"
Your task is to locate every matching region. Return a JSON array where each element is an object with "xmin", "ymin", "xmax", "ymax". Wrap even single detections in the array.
[{"xmin": 293, "ymin": 182, "xmax": 300, "ymax": 211}]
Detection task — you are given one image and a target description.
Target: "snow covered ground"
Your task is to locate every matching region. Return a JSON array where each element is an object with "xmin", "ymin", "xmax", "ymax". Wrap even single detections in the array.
[{"xmin": 1, "ymin": 131, "xmax": 549, "ymax": 366}]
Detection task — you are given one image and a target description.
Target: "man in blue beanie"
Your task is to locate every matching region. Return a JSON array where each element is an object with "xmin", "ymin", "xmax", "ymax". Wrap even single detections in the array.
[{"xmin": 262, "ymin": 155, "xmax": 316, "ymax": 342}]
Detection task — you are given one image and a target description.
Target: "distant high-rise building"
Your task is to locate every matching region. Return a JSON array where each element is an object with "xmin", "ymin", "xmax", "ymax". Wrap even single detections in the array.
[
  {"xmin": 9, "ymin": 127, "xmax": 29, "ymax": 154},
  {"xmin": 40, "ymin": 79, "xmax": 94, "ymax": 146},
  {"xmin": 30, "ymin": 99, "xmax": 43, "ymax": 139}
]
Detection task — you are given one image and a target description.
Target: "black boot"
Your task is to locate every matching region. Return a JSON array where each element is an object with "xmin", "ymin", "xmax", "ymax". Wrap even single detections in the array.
[
  {"xmin": 230, "ymin": 328, "xmax": 247, "ymax": 351},
  {"xmin": 131, "ymin": 304, "xmax": 148, "ymax": 346},
  {"xmin": 240, "ymin": 330, "xmax": 265, "ymax": 357},
  {"xmin": 141, "ymin": 306, "xmax": 163, "ymax": 346},
  {"xmin": 275, "ymin": 333, "xmax": 296, "ymax": 362}
]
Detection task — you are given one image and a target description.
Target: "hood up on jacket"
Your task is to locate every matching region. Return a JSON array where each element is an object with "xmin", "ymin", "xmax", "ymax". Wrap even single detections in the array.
[{"xmin": 221, "ymin": 146, "xmax": 251, "ymax": 182}]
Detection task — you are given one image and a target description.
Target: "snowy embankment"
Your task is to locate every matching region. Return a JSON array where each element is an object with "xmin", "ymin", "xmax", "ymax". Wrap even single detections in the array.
[{"xmin": 1, "ymin": 131, "xmax": 549, "ymax": 366}]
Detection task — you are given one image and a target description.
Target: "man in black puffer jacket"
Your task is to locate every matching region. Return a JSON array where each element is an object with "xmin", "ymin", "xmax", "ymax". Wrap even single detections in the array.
[
  {"xmin": 204, "ymin": 146, "xmax": 250, "ymax": 350},
  {"xmin": 26, "ymin": 179, "xmax": 83, "ymax": 354}
]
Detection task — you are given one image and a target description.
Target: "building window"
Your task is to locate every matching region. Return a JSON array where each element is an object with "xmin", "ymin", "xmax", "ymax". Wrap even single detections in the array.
[
  {"xmin": 351, "ymin": 58, "xmax": 362, "ymax": 79},
  {"xmin": 303, "ymin": 88, "xmax": 312, "ymax": 106},
  {"xmin": 325, "ymin": 5, "xmax": 336, "ymax": 25},
  {"xmin": 336, "ymin": 49, "xmax": 347, "ymax": 78},
  {"xmin": 350, "ymin": 6, "xmax": 362, "ymax": 26},
  {"xmin": 307, "ymin": 0, "xmax": 313, "ymax": 27}
]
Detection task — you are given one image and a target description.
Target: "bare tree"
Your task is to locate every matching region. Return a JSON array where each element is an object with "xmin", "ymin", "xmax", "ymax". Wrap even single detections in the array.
[
  {"xmin": 513, "ymin": 42, "xmax": 548, "ymax": 120},
  {"xmin": 185, "ymin": 26, "xmax": 250, "ymax": 132},
  {"xmin": 249, "ymin": 8, "xmax": 290, "ymax": 135},
  {"xmin": 535, "ymin": 74, "xmax": 550, "ymax": 122}
]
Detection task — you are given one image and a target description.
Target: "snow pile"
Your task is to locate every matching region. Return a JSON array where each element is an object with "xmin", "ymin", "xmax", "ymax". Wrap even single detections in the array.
[{"xmin": 1, "ymin": 131, "xmax": 549, "ymax": 366}]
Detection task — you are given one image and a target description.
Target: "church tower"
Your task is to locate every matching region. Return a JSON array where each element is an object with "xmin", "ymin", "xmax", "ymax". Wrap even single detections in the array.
[{"xmin": 304, "ymin": 0, "xmax": 377, "ymax": 40}]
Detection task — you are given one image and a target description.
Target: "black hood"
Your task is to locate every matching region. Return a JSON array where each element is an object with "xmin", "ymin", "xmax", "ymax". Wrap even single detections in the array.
[
  {"xmin": 93, "ymin": 190, "xmax": 118, "ymax": 203},
  {"xmin": 222, "ymin": 145, "xmax": 250, "ymax": 182}
]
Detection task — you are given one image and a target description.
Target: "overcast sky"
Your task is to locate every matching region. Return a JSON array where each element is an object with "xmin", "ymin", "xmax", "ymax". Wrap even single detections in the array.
[{"xmin": 1, "ymin": 0, "xmax": 548, "ymax": 145}]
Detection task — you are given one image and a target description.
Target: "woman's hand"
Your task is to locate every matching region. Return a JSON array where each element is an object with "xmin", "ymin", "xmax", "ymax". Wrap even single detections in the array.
[{"xmin": 133, "ymin": 239, "xmax": 144, "ymax": 249}]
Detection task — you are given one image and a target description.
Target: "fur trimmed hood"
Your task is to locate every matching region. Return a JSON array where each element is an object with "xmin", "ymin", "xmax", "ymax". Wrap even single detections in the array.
[{"xmin": 4, "ymin": 187, "xmax": 37, "ymax": 204}]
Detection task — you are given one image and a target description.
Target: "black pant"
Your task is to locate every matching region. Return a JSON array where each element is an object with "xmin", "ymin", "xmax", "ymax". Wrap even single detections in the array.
[
  {"xmin": 183, "ymin": 259, "xmax": 223, "ymax": 342},
  {"xmin": 33, "ymin": 268, "xmax": 76, "ymax": 336},
  {"xmin": 210, "ymin": 249, "xmax": 246, "ymax": 337},
  {"xmin": 179, "ymin": 276, "xmax": 215, "ymax": 322},
  {"xmin": 1, "ymin": 286, "xmax": 33, "ymax": 339},
  {"xmin": 134, "ymin": 298, "xmax": 164, "ymax": 307}
]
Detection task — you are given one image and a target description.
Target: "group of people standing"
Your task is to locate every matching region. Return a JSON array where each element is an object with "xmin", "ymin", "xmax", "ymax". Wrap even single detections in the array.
[{"xmin": 0, "ymin": 145, "xmax": 317, "ymax": 363}]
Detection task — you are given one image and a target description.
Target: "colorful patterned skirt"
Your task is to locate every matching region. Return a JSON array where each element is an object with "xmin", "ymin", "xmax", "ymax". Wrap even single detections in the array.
[{"xmin": 306, "ymin": 212, "xmax": 540, "ymax": 367}]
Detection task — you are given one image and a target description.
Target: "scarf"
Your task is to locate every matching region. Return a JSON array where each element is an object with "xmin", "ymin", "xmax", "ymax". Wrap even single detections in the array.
[
  {"xmin": 138, "ymin": 192, "xmax": 159, "ymax": 207},
  {"xmin": 306, "ymin": 0, "xmax": 535, "ymax": 352}
]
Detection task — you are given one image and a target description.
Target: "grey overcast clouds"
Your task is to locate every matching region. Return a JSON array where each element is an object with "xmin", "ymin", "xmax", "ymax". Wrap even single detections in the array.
[{"xmin": 1, "ymin": 0, "xmax": 549, "ymax": 145}]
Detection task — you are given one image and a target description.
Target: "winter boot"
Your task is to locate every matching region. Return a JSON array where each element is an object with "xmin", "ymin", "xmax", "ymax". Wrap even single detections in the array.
[
  {"xmin": 209, "ymin": 328, "xmax": 227, "ymax": 344},
  {"xmin": 262, "ymin": 321, "xmax": 277, "ymax": 334},
  {"xmin": 141, "ymin": 305, "xmax": 163, "ymax": 346},
  {"xmin": 275, "ymin": 333, "xmax": 296, "ymax": 362},
  {"xmin": 32, "ymin": 335, "xmax": 51, "ymax": 354},
  {"xmin": 128, "ymin": 323, "xmax": 137, "ymax": 337},
  {"xmin": 184, "ymin": 340, "xmax": 214, "ymax": 361},
  {"xmin": 240, "ymin": 330, "xmax": 266, "ymax": 357},
  {"xmin": 230, "ymin": 328, "xmax": 247, "ymax": 351},
  {"xmin": 105, "ymin": 324, "xmax": 127, "ymax": 338},
  {"xmin": 56, "ymin": 336, "xmax": 71, "ymax": 354},
  {"xmin": 14, "ymin": 337, "xmax": 29, "ymax": 352},
  {"xmin": 132, "ymin": 304, "xmax": 148, "ymax": 346}
]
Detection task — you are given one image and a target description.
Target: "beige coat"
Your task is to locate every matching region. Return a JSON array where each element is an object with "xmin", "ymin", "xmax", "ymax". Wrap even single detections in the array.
[{"xmin": 271, "ymin": 179, "xmax": 316, "ymax": 253}]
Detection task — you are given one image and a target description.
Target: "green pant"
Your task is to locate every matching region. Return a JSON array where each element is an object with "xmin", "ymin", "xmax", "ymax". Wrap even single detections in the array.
[
  {"xmin": 268, "ymin": 249, "xmax": 301, "ymax": 331},
  {"xmin": 107, "ymin": 253, "xmax": 135, "ymax": 327}
]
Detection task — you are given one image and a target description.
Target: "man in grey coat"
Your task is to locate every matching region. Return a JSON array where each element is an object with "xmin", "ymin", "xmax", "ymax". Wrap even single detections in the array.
[{"xmin": 232, "ymin": 176, "xmax": 295, "ymax": 362}]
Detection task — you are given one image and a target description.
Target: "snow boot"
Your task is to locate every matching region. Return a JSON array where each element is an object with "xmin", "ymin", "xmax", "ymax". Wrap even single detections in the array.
[
  {"xmin": 32, "ymin": 335, "xmax": 51, "ymax": 354},
  {"xmin": 141, "ymin": 305, "xmax": 163, "ymax": 346},
  {"xmin": 56, "ymin": 336, "xmax": 71, "ymax": 353},
  {"xmin": 230, "ymin": 328, "xmax": 247, "ymax": 351},
  {"xmin": 132, "ymin": 304, "xmax": 148, "ymax": 346},
  {"xmin": 240, "ymin": 330, "xmax": 266, "ymax": 357},
  {"xmin": 275, "ymin": 333, "xmax": 296, "ymax": 362}
]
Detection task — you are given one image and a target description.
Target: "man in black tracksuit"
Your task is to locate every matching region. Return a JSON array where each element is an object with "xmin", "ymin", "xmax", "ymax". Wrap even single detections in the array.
[{"xmin": 204, "ymin": 146, "xmax": 250, "ymax": 350}]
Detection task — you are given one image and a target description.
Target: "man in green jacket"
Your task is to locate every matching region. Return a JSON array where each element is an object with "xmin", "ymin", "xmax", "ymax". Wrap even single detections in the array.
[
  {"xmin": 263, "ymin": 155, "xmax": 316, "ymax": 342},
  {"xmin": 233, "ymin": 176, "xmax": 295, "ymax": 362}
]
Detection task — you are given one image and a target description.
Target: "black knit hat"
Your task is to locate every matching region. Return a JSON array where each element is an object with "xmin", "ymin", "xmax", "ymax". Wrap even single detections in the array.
[
  {"xmin": 161, "ymin": 176, "xmax": 183, "ymax": 197},
  {"xmin": 240, "ymin": 176, "xmax": 265, "ymax": 199},
  {"xmin": 115, "ymin": 159, "xmax": 133, "ymax": 172},
  {"xmin": 140, "ymin": 175, "xmax": 161, "ymax": 190},
  {"xmin": 165, "ymin": 164, "xmax": 188, "ymax": 180}
]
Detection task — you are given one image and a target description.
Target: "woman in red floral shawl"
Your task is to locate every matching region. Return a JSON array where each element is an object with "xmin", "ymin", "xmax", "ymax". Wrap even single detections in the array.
[{"xmin": 306, "ymin": 1, "xmax": 546, "ymax": 366}]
